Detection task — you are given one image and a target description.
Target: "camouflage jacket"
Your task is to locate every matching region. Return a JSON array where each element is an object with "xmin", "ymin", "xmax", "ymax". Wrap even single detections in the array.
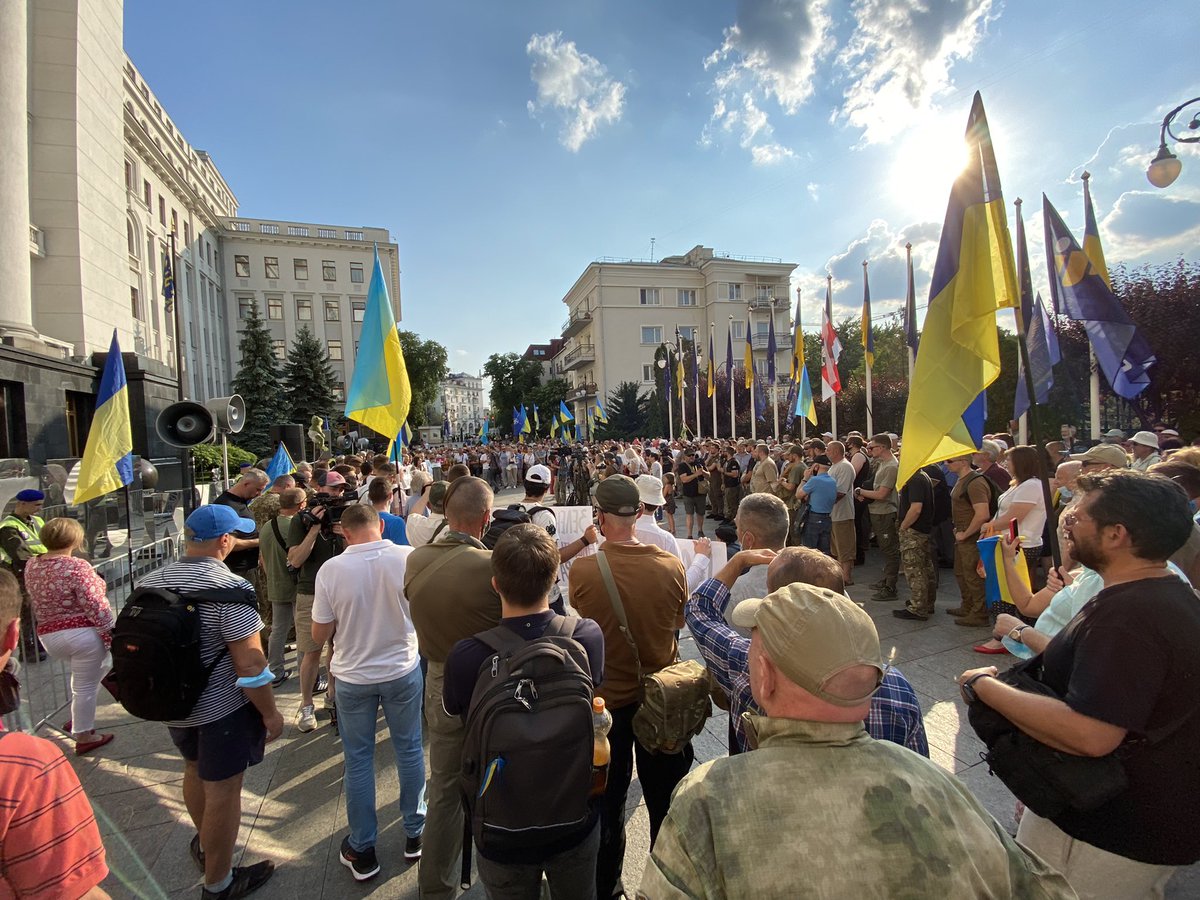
[{"xmin": 639, "ymin": 716, "xmax": 1076, "ymax": 900}]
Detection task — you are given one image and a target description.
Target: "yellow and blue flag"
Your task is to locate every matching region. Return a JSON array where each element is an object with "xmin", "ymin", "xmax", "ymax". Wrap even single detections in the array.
[
  {"xmin": 345, "ymin": 246, "xmax": 411, "ymax": 438},
  {"xmin": 861, "ymin": 263, "xmax": 874, "ymax": 369},
  {"xmin": 676, "ymin": 346, "xmax": 686, "ymax": 398},
  {"xmin": 979, "ymin": 535, "xmax": 1031, "ymax": 613},
  {"xmin": 479, "ymin": 419, "xmax": 489, "ymax": 445},
  {"xmin": 74, "ymin": 331, "xmax": 133, "ymax": 506},
  {"xmin": 790, "ymin": 296, "xmax": 802, "ymax": 382},
  {"xmin": 559, "ymin": 400, "xmax": 574, "ymax": 422},
  {"xmin": 533, "ymin": 404, "xmax": 540, "ymax": 433},
  {"xmin": 1014, "ymin": 207, "xmax": 1055, "ymax": 419},
  {"xmin": 593, "ymin": 398, "xmax": 608, "ymax": 423},
  {"xmin": 897, "ymin": 92, "xmax": 1017, "ymax": 488},
  {"xmin": 1043, "ymin": 195, "xmax": 1154, "ymax": 400},
  {"xmin": 794, "ymin": 316, "xmax": 817, "ymax": 427},
  {"xmin": 265, "ymin": 442, "xmax": 295, "ymax": 482},
  {"xmin": 521, "ymin": 405, "xmax": 531, "ymax": 436}
]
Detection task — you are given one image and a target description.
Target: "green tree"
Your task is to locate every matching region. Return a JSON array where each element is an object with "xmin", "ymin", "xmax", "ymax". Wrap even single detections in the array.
[
  {"xmin": 230, "ymin": 304, "xmax": 289, "ymax": 456},
  {"xmin": 596, "ymin": 381, "xmax": 650, "ymax": 440},
  {"xmin": 398, "ymin": 330, "xmax": 449, "ymax": 428},
  {"xmin": 528, "ymin": 378, "xmax": 570, "ymax": 438},
  {"xmin": 284, "ymin": 325, "xmax": 338, "ymax": 425},
  {"xmin": 483, "ymin": 353, "xmax": 545, "ymax": 436}
]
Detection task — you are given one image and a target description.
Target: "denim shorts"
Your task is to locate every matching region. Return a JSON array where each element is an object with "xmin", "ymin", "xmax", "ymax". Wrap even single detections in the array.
[{"xmin": 169, "ymin": 702, "xmax": 266, "ymax": 782}]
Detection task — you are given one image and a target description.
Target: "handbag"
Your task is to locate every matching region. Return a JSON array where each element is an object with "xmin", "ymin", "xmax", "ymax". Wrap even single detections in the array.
[
  {"xmin": 968, "ymin": 655, "xmax": 1192, "ymax": 821},
  {"xmin": 595, "ymin": 550, "xmax": 711, "ymax": 753}
]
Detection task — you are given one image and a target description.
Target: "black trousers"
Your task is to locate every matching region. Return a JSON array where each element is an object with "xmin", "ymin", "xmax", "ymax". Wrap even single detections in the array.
[{"xmin": 595, "ymin": 701, "xmax": 694, "ymax": 899}]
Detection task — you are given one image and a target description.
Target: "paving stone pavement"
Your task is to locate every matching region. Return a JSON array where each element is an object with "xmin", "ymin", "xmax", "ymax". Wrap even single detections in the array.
[{"xmin": 62, "ymin": 494, "xmax": 1196, "ymax": 898}]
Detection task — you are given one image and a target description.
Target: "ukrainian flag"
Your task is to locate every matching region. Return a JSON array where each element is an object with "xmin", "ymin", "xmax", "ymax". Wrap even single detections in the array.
[
  {"xmin": 344, "ymin": 246, "xmax": 411, "ymax": 439},
  {"xmin": 479, "ymin": 419, "xmax": 489, "ymax": 445},
  {"xmin": 795, "ymin": 328, "xmax": 817, "ymax": 426},
  {"xmin": 559, "ymin": 400, "xmax": 574, "ymax": 422},
  {"xmin": 74, "ymin": 331, "xmax": 133, "ymax": 506},
  {"xmin": 861, "ymin": 265, "xmax": 874, "ymax": 369},
  {"xmin": 897, "ymin": 93, "xmax": 1017, "ymax": 488},
  {"xmin": 265, "ymin": 442, "xmax": 295, "ymax": 482},
  {"xmin": 978, "ymin": 535, "xmax": 1030, "ymax": 612},
  {"xmin": 593, "ymin": 398, "xmax": 608, "ymax": 424}
]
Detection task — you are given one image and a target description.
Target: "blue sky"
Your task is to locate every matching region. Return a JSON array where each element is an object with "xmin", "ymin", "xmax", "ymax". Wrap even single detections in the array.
[{"xmin": 125, "ymin": 0, "xmax": 1200, "ymax": 378}]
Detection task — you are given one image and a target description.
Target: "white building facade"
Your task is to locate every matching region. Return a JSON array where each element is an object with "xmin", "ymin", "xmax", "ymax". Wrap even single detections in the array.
[{"xmin": 434, "ymin": 372, "xmax": 485, "ymax": 440}]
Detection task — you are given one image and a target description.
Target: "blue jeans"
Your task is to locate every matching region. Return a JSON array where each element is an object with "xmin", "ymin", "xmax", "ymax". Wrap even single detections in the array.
[
  {"xmin": 336, "ymin": 666, "xmax": 427, "ymax": 851},
  {"xmin": 802, "ymin": 512, "xmax": 832, "ymax": 555}
]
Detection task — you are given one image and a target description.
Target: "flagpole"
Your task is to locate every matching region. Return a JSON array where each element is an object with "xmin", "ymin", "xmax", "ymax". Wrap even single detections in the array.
[
  {"xmin": 826, "ymin": 274, "xmax": 838, "ymax": 439},
  {"xmin": 710, "ymin": 323, "xmax": 718, "ymax": 439},
  {"xmin": 693, "ymin": 342, "xmax": 701, "ymax": 440},
  {"xmin": 166, "ymin": 230, "xmax": 196, "ymax": 516},
  {"xmin": 123, "ymin": 484, "xmax": 137, "ymax": 585},
  {"xmin": 748, "ymin": 306, "xmax": 757, "ymax": 442},
  {"xmin": 771, "ymin": 304, "xmax": 780, "ymax": 439},
  {"xmin": 728, "ymin": 316, "xmax": 736, "ymax": 440},
  {"xmin": 797, "ymin": 289, "xmax": 806, "ymax": 441},
  {"xmin": 1089, "ymin": 347, "xmax": 1101, "ymax": 440},
  {"xmin": 863, "ymin": 261, "xmax": 874, "ymax": 437}
]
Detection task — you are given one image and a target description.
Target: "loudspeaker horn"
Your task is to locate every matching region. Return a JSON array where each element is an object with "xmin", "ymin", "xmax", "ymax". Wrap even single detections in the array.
[
  {"xmin": 156, "ymin": 401, "xmax": 216, "ymax": 448},
  {"xmin": 204, "ymin": 395, "xmax": 246, "ymax": 434}
]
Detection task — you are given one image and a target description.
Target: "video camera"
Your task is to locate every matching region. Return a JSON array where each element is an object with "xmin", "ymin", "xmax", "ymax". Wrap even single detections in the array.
[{"xmin": 297, "ymin": 492, "xmax": 354, "ymax": 537}]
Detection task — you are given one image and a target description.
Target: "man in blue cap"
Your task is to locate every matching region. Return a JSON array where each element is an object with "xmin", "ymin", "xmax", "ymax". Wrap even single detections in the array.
[
  {"xmin": 135, "ymin": 504, "xmax": 284, "ymax": 900},
  {"xmin": 0, "ymin": 488, "xmax": 47, "ymax": 659}
]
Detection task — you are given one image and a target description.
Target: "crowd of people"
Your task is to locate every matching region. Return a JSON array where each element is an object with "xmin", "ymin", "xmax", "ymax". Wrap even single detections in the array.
[{"xmin": 1, "ymin": 420, "xmax": 1198, "ymax": 899}]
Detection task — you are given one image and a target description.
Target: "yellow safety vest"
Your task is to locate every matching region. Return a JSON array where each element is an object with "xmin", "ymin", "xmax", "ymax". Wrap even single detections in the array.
[{"xmin": 0, "ymin": 514, "xmax": 47, "ymax": 566}]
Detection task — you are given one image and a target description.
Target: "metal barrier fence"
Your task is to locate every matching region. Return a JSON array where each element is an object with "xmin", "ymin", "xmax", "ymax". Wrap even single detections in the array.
[{"xmin": 1, "ymin": 534, "xmax": 183, "ymax": 734}]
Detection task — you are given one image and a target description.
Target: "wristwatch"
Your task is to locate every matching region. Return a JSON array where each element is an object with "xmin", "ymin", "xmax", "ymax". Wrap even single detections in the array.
[
  {"xmin": 1007, "ymin": 624, "xmax": 1031, "ymax": 643},
  {"xmin": 959, "ymin": 672, "xmax": 994, "ymax": 704}
]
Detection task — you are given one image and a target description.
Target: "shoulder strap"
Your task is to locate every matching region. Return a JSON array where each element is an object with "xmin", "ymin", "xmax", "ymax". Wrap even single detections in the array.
[
  {"xmin": 431, "ymin": 518, "xmax": 449, "ymax": 542},
  {"xmin": 596, "ymin": 550, "xmax": 643, "ymax": 682},
  {"xmin": 405, "ymin": 542, "xmax": 472, "ymax": 600},
  {"xmin": 526, "ymin": 506, "xmax": 555, "ymax": 519},
  {"xmin": 476, "ymin": 625, "xmax": 526, "ymax": 655},
  {"xmin": 541, "ymin": 615, "xmax": 577, "ymax": 639},
  {"xmin": 270, "ymin": 517, "xmax": 288, "ymax": 550}
]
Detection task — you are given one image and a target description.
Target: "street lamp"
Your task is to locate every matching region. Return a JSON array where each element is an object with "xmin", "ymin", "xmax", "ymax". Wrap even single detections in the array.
[{"xmin": 1146, "ymin": 96, "xmax": 1200, "ymax": 188}]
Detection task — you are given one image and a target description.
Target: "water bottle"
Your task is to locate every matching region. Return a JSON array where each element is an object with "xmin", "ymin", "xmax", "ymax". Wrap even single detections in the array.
[{"xmin": 591, "ymin": 696, "xmax": 612, "ymax": 798}]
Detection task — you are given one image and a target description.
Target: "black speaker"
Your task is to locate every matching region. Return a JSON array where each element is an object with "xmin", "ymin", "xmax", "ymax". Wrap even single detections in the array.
[
  {"xmin": 270, "ymin": 423, "xmax": 306, "ymax": 462},
  {"xmin": 156, "ymin": 401, "xmax": 216, "ymax": 448}
]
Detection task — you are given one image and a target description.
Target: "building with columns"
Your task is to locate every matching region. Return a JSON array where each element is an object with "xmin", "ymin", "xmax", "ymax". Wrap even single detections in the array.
[{"xmin": 431, "ymin": 372, "xmax": 485, "ymax": 441}]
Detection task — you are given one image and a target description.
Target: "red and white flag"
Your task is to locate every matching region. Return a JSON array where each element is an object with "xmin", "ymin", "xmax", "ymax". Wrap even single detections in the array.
[{"xmin": 821, "ymin": 276, "xmax": 842, "ymax": 400}]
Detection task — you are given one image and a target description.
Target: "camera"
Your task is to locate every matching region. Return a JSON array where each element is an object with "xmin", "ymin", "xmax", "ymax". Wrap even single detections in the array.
[{"xmin": 297, "ymin": 493, "xmax": 354, "ymax": 536}]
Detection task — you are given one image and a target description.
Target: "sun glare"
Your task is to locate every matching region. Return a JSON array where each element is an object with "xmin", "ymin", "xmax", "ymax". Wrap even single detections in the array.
[{"xmin": 888, "ymin": 116, "xmax": 971, "ymax": 221}]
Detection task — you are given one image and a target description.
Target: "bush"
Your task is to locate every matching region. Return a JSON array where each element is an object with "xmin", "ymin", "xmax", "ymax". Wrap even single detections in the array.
[{"xmin": 190, "ymin": 443, "xmax": 258, "ymax": 478}]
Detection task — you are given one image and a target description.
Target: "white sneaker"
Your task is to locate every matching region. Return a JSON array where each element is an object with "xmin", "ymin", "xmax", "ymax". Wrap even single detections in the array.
[{"xmin": 298, "ymin": 705, "xmax": 317, "ymax": 732}]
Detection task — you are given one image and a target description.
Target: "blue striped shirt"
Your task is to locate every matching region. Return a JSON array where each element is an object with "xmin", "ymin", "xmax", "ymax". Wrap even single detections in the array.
[{"xmin": 685, "ymin": 577, "xmax": 929, "ymax": 756}]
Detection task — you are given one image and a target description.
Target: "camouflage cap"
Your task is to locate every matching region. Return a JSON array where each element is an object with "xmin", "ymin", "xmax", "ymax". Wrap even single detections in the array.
[{"xmin": 732, "ymin": 583, "xmax": 884, "ymax": 707}]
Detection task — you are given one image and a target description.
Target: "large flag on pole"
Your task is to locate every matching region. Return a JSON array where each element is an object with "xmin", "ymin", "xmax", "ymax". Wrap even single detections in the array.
[
  {"xmin": 162, "ymin": 250, "xmax": 175, "ymax": 311},
  {"xmin": 265, "ymin": 442, "xmax": 295, "ymax": 482},
  {"xmin": 345, "ymin": 246, "xmax": 411, "ymax": 438},
  {"xmin": 897, "ymin": 92, "xmax": 1018, "ymax": 488},
  {"xmin": 707, "ymin": 332, "xmax": 715, "ymax": 398},
  {"xmin": 861, "ymin": 267, "xmax": 874, "ymax": 368},
  {"xmin": 677, "ymin": 344, "xmax": 686, "ymax": 398},
  {"xmin": 790, "ymin": 295, "xmax": 803, "ymax": 382},
  {"xmin": 725, "ymin": 327, "xmax": 734, "ymax": 377},
  {"xmin": 73, "ymin": 330, "xmax": 134, "ymax": 506},
  {"xmin": 559, "ymin": 400, "xmax": 574, "ymax": 422},
  {"xmin": 903, "ymin": 242, "xmax": 919, "ymax": 357},
  {"xmin": 766, "ymin": 314, "xmax": 777, "ymax": 381},
  {"xmin": 820, "ymin": 277, "xmax": 842, "ymax": 400},
  {"xmin": 479, "ymin": 419, "xmax": 489, "ymax": 444},
  {"xmin": 793, "ymin": 312, "xmax": 817, "ymax": 426},
  {"xmin": 593, "ymin": 398, "xmax": 608, "ymax": 423},
  {"xmin": 743, "ymin": 319, "xmax": 753, "ymax": 389},
  {"xmin": 1043, "ymin": 195, "xmax": 1154, "ymax": 399},
  {"xmin": 1013, "ymin": 207, "xmax": 1055, "ymax": 419}
]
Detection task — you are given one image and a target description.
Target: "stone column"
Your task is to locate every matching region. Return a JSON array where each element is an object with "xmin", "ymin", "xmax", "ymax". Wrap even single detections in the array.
[{"xmin": 0, "ymin": 0, "xmax": 37, "ymax": 337}]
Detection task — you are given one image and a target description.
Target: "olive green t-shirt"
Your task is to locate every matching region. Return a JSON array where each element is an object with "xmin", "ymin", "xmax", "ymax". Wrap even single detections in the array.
[
  {"xmin": 869, "ymin": 458, "xmax": 899, "ymax": 515},
  {"xmin": 259, "ymin": 513, "xmax": 297, "ymax": 604}
]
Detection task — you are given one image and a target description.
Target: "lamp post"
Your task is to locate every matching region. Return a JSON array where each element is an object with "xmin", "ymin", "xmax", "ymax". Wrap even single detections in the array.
[
  {"xmin": 657, "ymin": 353, "xmax": 672, "ymax": 442},
  {"xmin": 1147, "ymin": 96, "xmax": 1200, "ymax": 188}
]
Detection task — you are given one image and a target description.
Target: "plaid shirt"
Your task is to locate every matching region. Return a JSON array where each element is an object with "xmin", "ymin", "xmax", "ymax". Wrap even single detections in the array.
[{"xmin": 685, "ymin": 578, "xmax": 929, "ymax": 756}]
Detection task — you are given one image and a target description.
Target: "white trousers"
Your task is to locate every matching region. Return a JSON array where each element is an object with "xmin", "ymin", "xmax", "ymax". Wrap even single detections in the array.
[
  {"xmin": 39, "ymin": 627, "xmax": 110, "ymax": 734},
  {"xmin": 1017, "ymin": 810, "xmax": 1176, "ymax": 900}
]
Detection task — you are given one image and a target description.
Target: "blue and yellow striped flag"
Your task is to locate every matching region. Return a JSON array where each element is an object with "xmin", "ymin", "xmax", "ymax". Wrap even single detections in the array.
[
  {"xmin": 897, "ymin": 92, "xmax": 1017, "ymax": 488},
  {"xmin": 345, "ymin": 246, "xmax": 411, "ymax": 439},
  {"xmin": 74, "ymin": 331, "xmax": 134, "ymax": 505},
  {"xmin": 593, "ymin": 398, "xmax": 608, "ymax": 424}
]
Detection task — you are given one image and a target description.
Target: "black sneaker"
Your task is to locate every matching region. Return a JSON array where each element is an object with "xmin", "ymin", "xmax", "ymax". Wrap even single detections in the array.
[
  {"xmin": 189, "ymin": 834, "xmax": 205, "ymax": 872},
  {"xmin": 201, "ymin": 861, "xmax": 275, "ymax": 899},
  {"xmin": 271, "ymin": 669, "xmax": 290, "ymax": 688},
  {"xmin": 313, "ymin": 672, "xmax": 329, "ymax": 694},
  {"xmin": 404, "ymin": 834, "xmax": 422, "ymax": 863},
  {"xmin": 340, "ymin": 836, "xmax": 380, "ymax": 881},
  {"xmin": 892, "ymin": 608, "xmax": 929, "ymax": 621}
]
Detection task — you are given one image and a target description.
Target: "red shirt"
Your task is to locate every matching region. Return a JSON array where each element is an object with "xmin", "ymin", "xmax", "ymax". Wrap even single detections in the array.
[
  {"xmin": 23, "ymin": 556, "xmax": 113, "ymax": 649},
  {"xmin": 0, "ymin": 732, "xmax": 108, "ymax": 898}
]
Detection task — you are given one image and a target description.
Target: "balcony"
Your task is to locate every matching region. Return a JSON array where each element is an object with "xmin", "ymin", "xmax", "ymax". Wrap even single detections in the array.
[
  {"xmin": 561, "ymin": 343, "xmax": 596, "ymax": 371},
  {"xmin": 750, "ymin": 332, "xmax": 793, "ymax": 351},
  {"xmin": 567, "ymin": 382, "xmax": 598, "ymax": 403},
  {"xmin": 562, "ymin": 307, "xmax": 592, "ymax": 338},
  {"xmin": 29, "ymin": 224, "xmax": 45, "ymax": 258}
]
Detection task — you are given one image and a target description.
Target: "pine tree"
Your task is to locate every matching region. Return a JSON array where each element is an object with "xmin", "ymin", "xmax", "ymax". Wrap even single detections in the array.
[
  {"xmin": 284, "ymin": 324, "xmax": 339, "ymax": 425},
  {"xmin": 230, "ymin": 304, "xmax": 288, "ymax": 457}
]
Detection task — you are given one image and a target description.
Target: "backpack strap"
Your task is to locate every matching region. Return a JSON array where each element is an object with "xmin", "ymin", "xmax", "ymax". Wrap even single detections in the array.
[
  {"xmin": 404, "ymin": 542, "xmax": 472, "ymax": 602},
  {"xmin": 596, "ymin": 550, "xmax": 644, "ymax": 683},
  {"xmin": 431, "ymin": 518, "xmax": 450, "ymax": 542},
  {"xmin": 476, "ymin": 625, "xmax": 527, "ymax": 656}
]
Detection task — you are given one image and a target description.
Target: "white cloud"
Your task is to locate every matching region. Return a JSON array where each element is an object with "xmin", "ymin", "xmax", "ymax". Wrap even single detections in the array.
[
  {"xmin": 1100, "ymin": 191, "xmax": 1200, "ymax": 260},
  {"xmin": 526, "ymin": 32, "xmax": 626, "ymax": 152},
  {"xmin": 703, "ymin": 92, "xmax": 796, "ymax": 165},
  {"xmin": 807, "ymin": 181, "xmax": 820, "ymax": 202}
]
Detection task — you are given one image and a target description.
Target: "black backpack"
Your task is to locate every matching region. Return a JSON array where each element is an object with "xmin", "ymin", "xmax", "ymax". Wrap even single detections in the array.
[
  {"xmin": 481, "ymin": 504, "xmax": 556, "ymax": 549},
  {"xmin": 963, "ymin": 471, "xmax": 1001, "ymax": 517},
  {"xmin": 110, "ymin": 584, "xmax": 256, "ymax": 722},
  {"xmin": 460, "ymin": 618, "xmax": 595, "ymax": 862}
]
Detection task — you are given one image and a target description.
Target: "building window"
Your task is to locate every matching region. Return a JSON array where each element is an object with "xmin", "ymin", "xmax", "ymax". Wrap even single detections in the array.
[
  {"xmin": 296, "ymin": 297, "xmax": 312, "ymax": 320},
  {"xmin": 0, "ymin": 381, "xmax": 28, "ymax": 458},
  {"xmin": 352, "ymin": 300, "xmax": 366, "ymax": 323},
  {"xmin": 724, "ymin": 283, "xmax": 742, "ymax": 301},
  {"xmin": 124, "ymin": 160, "xmax": 134, "ymax": 190},
  {"xmin": 732, "ymin": 320, "xmax": 745, "ymax": 340},
  {"xmin": 131, "ymin": 286, "xmax": 142, "ymax": 320},
  {"xmin": 65, "ymin": 391, "xmax": 94, "ymax": 457},
  {"xmin": 642, "ymin": 364, "xmax": 655, "ymax": 383},
  {"xmin": 756, "ymin": 285, "xmax": 771, "ymax": 302},
  {"xmin": 288, "ymin": 225, "xmax": 309, "ymax": 237},
  {"xmin": 322, "ymin": 260, "xmax": 336, "ymax": 281},
  {"xmin": 235, "ymin": 255, "xmax": 250, "ymax": 277},
  {"xmin": 158, "ymin": 196, "xmax": 166, "ymax": 226},
  {"xmin": 294, "ymin": 259, "xmax": 308, "ymax": 280},
  {"xmin": 261, "ymin": 223, "xmax": 280, "ymax": 235},
  {"xmin": 267, "ymin": 296, "xmax": 283, "ymax": 320},
  {"xmin": 327, "ymin": 339, "xmax": 343, "ymax": 360},
  {"xmin": 143, "ymin": 180, "xmax": 152, "ymax": 207},
  {"xmin": 677, "ymin": 289, "xmax": 696, "ymax": 307},
  {"xmin": 332, "ymin": 383, "xmax": 345, "ymax": 402},
  {"xmin": 264, "ymin": 257, "xmax": 279, "ymax": 279},
  {"xmin": 679, "ymin": 326, "xmax": 697, "ymax": 343},
  {"xmin": 318, "ymin": 228, "xmax": 337, "ymax": 239},
  {"xmin": 639, "ymin": 288, "xmax": 660, "ymax": 306},
  {"xmin": 325, "ymin": 299, "xmax": 340, "ymax": 321},
  {"xmin": 345, "ymin": 230, "xmax": 364, "ymax": 241},
  {"xmin": 640, "ymin": 326, "xmax": 662, "ymax": 344},
  {"xmin": 127, "ymin": 220, "xmax": 137, "ymax": 257},
  {"xmin": 238, "ymin": 296, "xmax": 256, "ymax": 319},
  {"xmin": 171, "ymin": 209, "xmax": 178, "ymax": 235},
  {"xmin": 271, "ymin": 339, "xmax": 286, "ymax": 361},
  {"xmin": 184, "ymin": 222, "xmax": 191, "ymax": 247},
  {"xmin": 350, "ymin": 262, "xmax": 364, "ymax": 284}
]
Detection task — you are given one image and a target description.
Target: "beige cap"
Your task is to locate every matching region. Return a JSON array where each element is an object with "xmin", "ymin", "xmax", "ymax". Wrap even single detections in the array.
[
  {"xmin": 1069, "ymin": 444, "xmax": 1129, "ymax": 468},
  {"xmin": 634, "ymin": 474, "xmax": 666, "ymax": 507},
  {"xmin": 1129, "ymin": 430, "xmax": 1160, "ymax": 449},
  {"xmin": 731, "ymin": 583, "xmax": 884, "ymax": 707}
]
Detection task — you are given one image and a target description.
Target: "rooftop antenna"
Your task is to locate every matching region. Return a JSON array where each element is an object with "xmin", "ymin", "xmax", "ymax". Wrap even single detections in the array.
[{"xmin": 650, "ymin": 237, "xmax": 656, "ymax": 262}]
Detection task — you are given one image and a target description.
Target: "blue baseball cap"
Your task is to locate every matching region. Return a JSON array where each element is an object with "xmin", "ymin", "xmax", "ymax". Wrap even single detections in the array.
[{"xmin": 186, "ymin": 505, "xmax": 256, "ymax": 541}]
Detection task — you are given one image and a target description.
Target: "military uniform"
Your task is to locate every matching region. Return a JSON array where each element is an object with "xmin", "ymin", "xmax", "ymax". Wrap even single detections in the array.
[{"xmin": 640, "ymin": 716, "xmax": 1076, "ymax": 900}]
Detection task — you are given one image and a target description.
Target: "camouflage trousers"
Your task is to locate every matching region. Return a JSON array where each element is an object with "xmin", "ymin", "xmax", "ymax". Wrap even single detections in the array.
[{"xmin": 899, "ymin": 528, "xmax": 936, "ymax": 616}]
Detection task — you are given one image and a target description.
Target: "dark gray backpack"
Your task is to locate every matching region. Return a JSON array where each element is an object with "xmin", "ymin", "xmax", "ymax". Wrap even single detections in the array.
[{"xmin": 459, "ymin": 617, "xmax": 595, "ymax": 861}]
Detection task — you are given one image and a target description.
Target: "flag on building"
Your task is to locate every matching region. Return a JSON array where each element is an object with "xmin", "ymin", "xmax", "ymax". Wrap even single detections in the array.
[
  {"xmin": 265, "ymin": 442, "xmax": 295, "ymax": 482},
  {"xmin": 820, "ymin": 279, "xmax": 842, "ymax": 400},
  {"xmin": 743, "ymin": 319, "xmax": 753, "ymax": 389},
  {"xmin": 897, "ymin": 92, "xmax": 1018, "ymax": 488},
  {"xmin": 1014, "ymin": 208, "xmax": 1055, "ymax": 419},
  {"xmin": 162, "ymin": 250, "xmax": 175, "ymax": 311},
  {"xmin": 766, "ymin": 314, "xmax": 777, "ymax": 382},
  {"xmin": 707, "ymin": 332, "xmax": 715, "ymax": 398},
  {"xmin": 861, "ymin": 267, "xmax": 874, "ymax": 369},
  {"xmin": 73, "ymin": 330, "xmax": 133, "ymax": 506},
  {"xmin": 345, "ymin": 246, "xmax": 411, "ymax": 439},
  {"xmin": 1043, "ymin": 195, "xmax": 1154, "ymax": 399}
]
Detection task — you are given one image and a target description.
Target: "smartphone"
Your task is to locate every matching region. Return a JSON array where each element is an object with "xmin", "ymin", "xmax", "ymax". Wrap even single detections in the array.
[{"xmin": 1007, "ymin": 518, "xmax": 1019, "ymax": 542}]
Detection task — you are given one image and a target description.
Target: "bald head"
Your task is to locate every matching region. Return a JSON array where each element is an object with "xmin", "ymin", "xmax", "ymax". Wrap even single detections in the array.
[
  {"xmin": 1054, "ymin": 460, "xmax": 1082, "ymax": 493},
  {"xmin": 766, "ymin": 547, "xmax": 845, "ymax": 593},
  {"xmin": 445, "ymin": 477, "xmax": 494, "ymax": 534},
  {"xmin": 827, "ymin": 441, "xmax": 845, "ymax": 462}
]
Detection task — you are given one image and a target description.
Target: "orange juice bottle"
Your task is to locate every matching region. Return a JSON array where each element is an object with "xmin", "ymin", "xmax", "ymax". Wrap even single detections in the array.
[{"xmin": 591, "ymin": 696, "xmax": 612, "ymax": 797}]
